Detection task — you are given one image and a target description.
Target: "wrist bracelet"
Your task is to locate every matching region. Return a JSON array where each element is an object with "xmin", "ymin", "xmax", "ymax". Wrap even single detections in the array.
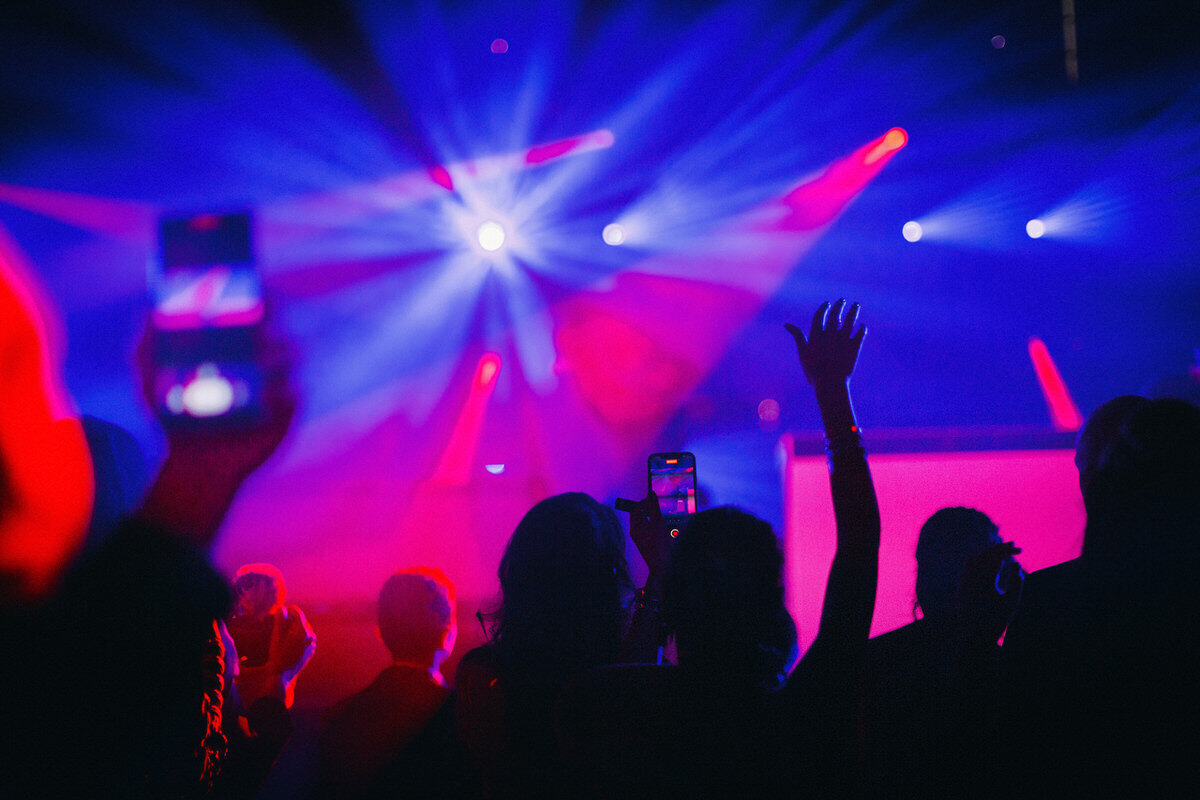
[{"xmin": 825, "ymin": 427, "xmax": 865, "ymax": 458}]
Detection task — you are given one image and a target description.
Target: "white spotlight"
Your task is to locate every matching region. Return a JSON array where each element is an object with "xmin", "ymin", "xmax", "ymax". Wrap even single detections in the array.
[
  {"xmin": 477, "ymin": 220, "xmax": 506, "ymax": 251},
  {"xmin": 1026, "ymin": 219, "xmax": 1046, "ymax": 239},
  {"xmin": 902, "ymin": 221, "xmax": 923, "ymax": 242},
  {"xmin": 602, "ymin": 223, "xmax": 626, "ymax": 246}
]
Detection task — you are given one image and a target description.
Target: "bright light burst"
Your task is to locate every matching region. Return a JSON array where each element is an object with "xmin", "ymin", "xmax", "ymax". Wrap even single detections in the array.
[{"xmin": 476, "ymin": 220, "xmax": 506, "ymax": 251}]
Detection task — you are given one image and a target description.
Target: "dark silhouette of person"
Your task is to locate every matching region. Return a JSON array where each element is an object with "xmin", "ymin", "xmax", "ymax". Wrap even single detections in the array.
[
  {"xmin": 1001, "ymin": 395, "xmax": 1200, "ymax": 794},
  {"xmin": 559, "ymin": 300, "xmax": 881, "ymax": 798},
  {"xmin": 455, "ymin": 492, "xmax": 633, "ymax": 798},
  {"xmin": 316, "ymin": 567, "xmax": 460, "ymax": 799},
  {"xmin": 2, "ymin": 294, "xmax": 296, "ymax": 798},
  {"xmin": 862, "ymin": 507, "xmax": 1013, "ymax": 796}
]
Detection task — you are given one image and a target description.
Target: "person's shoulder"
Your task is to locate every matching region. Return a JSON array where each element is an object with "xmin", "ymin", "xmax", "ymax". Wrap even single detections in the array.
[
  {"xmin": 323, "ymin": 666, "xmax": 449, "ymax": 729},
  {"xmin": 456, "ymin": 645, "xmax": 503, "ymax": 702},
  {"xmin": 457, "ymin": 644, "xmax": 498, "ymax": 674},
  {"xmin": 1018, "ymin": 558, "xmax": 1084, "ymax": 615}
]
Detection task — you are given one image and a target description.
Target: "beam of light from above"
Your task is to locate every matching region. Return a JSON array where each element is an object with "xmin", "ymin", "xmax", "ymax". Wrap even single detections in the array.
[
  {"xmin": 431, "ymin": 352, "xmax": 503, "ymax": 486},
  {"xmin": 1028, "ymin": 337, "xmax": 1083, "ymax": 432},
  {"xmin": 863, "ymin": 127, "xmax": 908, "ymax": 165},
  {"xmin": 774, "ymin": 127, "xmax": 909, "ymax": 232},
  {"xmin": 0, "ymin": 185, "xmax": 158, "ymax": 246},
  {"xmin": 0, "ymin": 128, "xmax": 616, "ymax": 275},
  {"xmin": 1034, "ymin": 184, "xmax": 1131, "ymax": 244},
  {"xmin": 553, "ymin": 129, "xmax": 905, "ymax": 444},
  {"xmin": 262, "ymin": 128, "xmax": 615, "ymax": 256}
]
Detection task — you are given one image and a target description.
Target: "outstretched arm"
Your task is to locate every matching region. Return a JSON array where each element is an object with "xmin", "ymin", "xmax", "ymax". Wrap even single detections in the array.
[
  {"xmin": 133, "ymin": 328, "xmax": 295, "ymax": 551},
  {"xmin": 617, "ymin": 491, "xmax": 671, "ymax": 663},
  {"xmin": 785, "ymin": 300, "xmax": 880, "ymax": 672}
]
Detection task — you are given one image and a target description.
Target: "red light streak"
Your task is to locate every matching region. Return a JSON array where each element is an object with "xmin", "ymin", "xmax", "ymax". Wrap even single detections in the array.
[{"xmin": 1028, "ymin": 337, "xmax": 1083, "ymax": 432}]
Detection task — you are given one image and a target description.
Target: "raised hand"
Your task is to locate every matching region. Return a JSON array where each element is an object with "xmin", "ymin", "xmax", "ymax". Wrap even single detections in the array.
[
  {"xmin": 784, "ymin": 299, "xmax": 866, "ymax": 389},
  {"xmin": 621, "ymin": 491, "xmax": 671, "ymax": 584},
  {"xmin": 957, "ymin": 540, "xmax": 1025, "ymax": 644},
  {"xmin": 135, "ymin": 323, "xmax": 296, "ymax": 483},
  {"xmin": 134, "ymin": 322, "xmax": 297, "ymax": 548}
]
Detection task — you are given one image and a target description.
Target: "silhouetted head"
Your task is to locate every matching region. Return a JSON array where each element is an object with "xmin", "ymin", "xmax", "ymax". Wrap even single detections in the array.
[
  {"xmin": 914, "ymin": 507, "xmax": 1001, "ymax": 619},
  {"xmin": 234, "ymin": 563, "xmax": 285, "ymax": 617},
  {"xmin": 1075, "ymin": 395, "xmax": 1150, "ymax": 504},
  {"xmin": 378, "ymin": 567, "xmax": 456, "ymax": 671},
  {"xmin": 664, "ymin": 507, "xmax": 797, "ymax": 691},
  {"xmin": 489, "ymin": 492, "xmax": 631, "ymax": 685},
  {"xmin": 1080, "ymin": 398, "xmax": 1200, "ymax": 592}
]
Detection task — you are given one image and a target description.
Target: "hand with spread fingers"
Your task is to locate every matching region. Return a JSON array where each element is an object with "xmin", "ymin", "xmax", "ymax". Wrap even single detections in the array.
[{"xmin": 785, "ymin": 299, "xmax": 867, "ymax": 389}]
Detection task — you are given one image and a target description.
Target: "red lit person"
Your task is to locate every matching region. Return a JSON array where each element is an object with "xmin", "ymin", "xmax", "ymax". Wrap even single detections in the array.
[
  {"xmin": 0, "ymin": 227, "xmax": 92, "ymax": 602},
  {"xmin": 227, "ymin": 563, "xmax": 316, "ymax": 709},
  {"xmin": 317, "ymin": 568, "xmax": 458, "ymax": 798}
]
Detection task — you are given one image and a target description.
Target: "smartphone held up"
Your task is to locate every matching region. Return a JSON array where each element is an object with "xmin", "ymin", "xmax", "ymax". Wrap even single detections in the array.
[
  {"xmin": 150, "ymin": 210, "xmax": 265, "ymax": 428},
  {"xmin": 649, "ymin": 451, "xmax": 697, "ymax": 536}
]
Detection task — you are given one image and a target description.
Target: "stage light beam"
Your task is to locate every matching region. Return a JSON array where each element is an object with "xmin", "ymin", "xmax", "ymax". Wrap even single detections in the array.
[
  {"xmin": 1028, "ymin": 337, "xmax": 1083, "ymax": 431},
  {"xmin": 864, "ymin": 127, "xmax": 908, "ymax": 165},
  {"xmin": 477, "ymin": 352, "xmax": 501, "ymax": 387},
  {"xmin": 902, "ymin": 221, "xmax": 922, "ymax": 242},
  {"xmin": 1026, "ymin": 219, "xmax": 1046, "ymax": 239},
  {"xmin": 431, "ymin": 352, "xmax": 504, "ymax": 486}
]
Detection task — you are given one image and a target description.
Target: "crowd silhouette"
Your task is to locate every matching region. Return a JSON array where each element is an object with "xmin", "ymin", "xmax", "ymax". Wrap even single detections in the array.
[{"xmin": 2, "ymin": 251, "xmax": 1197, "ymax": 799}]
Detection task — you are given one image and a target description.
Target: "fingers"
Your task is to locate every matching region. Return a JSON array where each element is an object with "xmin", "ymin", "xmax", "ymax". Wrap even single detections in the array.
[
  {"xmin": 998, "ymin": 559, "xmax": 1026, "ymax": 597},
  {"xmin": 803, "ymin": 300, "xmax": 863, "ymax": 336},
  {"xmin": 840, "ymin": 301, "xmax": 859, "ymax": 332},
  {"xmin": 809, "ymin": 301, "xmax": 830, "ymax": 341},
  {"xmin": 828, "ymin": 299, "xmax": 847, "ymax": 331},
  {"xmin": 642, "ymin": 489, "xmax": 664, "ymax": 527},
  {"xmin": 850, "ymin": 323, "xmax": 867, "ymax": 351}
]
